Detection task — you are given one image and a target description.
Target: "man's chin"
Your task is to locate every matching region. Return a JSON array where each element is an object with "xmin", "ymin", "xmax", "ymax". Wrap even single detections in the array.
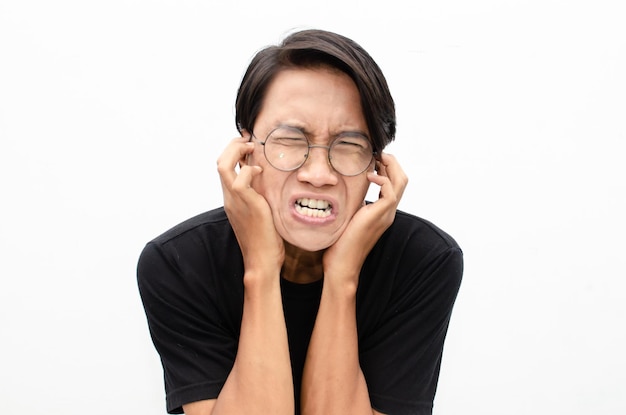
[{"xmin": 282, "ymin": 233, "xmax": 337, "ymax": 253}]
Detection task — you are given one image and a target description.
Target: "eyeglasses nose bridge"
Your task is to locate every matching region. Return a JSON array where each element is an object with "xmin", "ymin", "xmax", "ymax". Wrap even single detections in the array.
[{"xmin": 305, "ymin": 143, "xmax": 333, "ymax": 164}]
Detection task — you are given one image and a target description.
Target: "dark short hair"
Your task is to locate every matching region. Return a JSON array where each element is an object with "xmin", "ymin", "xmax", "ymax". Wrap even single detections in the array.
[{"xmin": 235, "ymin": 29, "xmax": 396, "ymax": 154}]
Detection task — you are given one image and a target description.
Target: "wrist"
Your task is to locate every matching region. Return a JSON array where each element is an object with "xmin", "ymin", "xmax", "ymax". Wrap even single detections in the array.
[
  {"xmin": 243, "ymin": 267, "xmax": 281, "ymax": 290},
  {"xmin": 322, "ymin": 272, "xmax": 360, "ymax": 298}
]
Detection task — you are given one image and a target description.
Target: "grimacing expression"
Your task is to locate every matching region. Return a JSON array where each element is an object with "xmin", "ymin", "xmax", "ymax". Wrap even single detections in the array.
[{"xmin": 246, "ymin": 67, "xmax": 374, "ymax": 252}]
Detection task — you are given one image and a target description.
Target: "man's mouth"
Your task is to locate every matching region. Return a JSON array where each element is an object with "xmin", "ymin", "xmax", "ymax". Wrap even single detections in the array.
[{"xmin": 295, "ymin": 198, "xmax": 332, "ymax": 218}]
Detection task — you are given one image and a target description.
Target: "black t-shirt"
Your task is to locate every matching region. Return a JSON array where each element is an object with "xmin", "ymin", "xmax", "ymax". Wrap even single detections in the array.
[{"xmin": 137, "ymin": 207, "xmax": 463, "ymax": 415}]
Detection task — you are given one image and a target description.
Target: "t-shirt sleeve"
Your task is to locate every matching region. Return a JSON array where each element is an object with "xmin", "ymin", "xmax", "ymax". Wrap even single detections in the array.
[
  {"xmin": 359, "ymin": 245, "xmax": 463, "ymax": 415},
  {"xmin": 137, "ymin": 240, "xmax": 240, "ymax": 414}
]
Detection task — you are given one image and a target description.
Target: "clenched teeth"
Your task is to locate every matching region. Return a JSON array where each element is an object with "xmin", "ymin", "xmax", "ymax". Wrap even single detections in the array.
[
  {"xmin": 296, "ymin": 198, "xmax": 332, "ymax": 218},
  {"xmin": 297, "ymin": 198, "xmax": 330, "ymax": 210}
]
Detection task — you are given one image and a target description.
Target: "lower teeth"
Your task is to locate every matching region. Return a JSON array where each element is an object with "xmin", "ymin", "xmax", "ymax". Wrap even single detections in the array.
[{"xmin": 297, "ymin": 205, "xmax": 330, "ymax": 218}]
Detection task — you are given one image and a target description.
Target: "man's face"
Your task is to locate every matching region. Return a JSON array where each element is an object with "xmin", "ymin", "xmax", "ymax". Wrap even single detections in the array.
[{"xmin": 246, "ymin": 67, "xmax": 373, "ymax": 252}]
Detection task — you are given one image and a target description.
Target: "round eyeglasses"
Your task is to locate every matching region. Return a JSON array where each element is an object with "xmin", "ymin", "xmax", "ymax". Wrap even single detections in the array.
[{"xmin": 251, "ymin": 126, "xmax": 376, "ymax": 176}]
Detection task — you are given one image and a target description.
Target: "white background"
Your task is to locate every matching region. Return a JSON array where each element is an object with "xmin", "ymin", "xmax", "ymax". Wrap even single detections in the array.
[{"xmin": 1, "ymin": 0, "xmax": 624, "ymax": 413}]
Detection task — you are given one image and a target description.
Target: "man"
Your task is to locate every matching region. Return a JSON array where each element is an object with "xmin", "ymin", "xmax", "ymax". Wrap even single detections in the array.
[{"xmin": 138, "ymin": 29, "xmax": 463, "ymax": 415}]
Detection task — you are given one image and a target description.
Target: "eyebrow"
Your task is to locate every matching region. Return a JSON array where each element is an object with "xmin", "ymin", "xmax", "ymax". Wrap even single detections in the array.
[
  {"xmin": 275, "ymin": 123, "xmax": 370, "ymax": 140},
  {"xmin": 334, "ymin": 130, "xmax": 370, "ymax": 140}
]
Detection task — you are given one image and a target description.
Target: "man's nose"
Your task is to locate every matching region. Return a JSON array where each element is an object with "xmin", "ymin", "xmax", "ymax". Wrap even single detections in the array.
[{"xmin": 297, "ymin": 145, "xmax": 338, "ymax": 186}]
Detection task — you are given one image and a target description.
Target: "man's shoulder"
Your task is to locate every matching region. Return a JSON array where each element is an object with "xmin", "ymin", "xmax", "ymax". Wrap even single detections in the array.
[
  {"xmin": 138, "ymin": 207, "xmax": 241, "ymax": 284},
  {"xmin": 391, "ymin": 209, "xmax": 461, "ymax": 252},
  {"xmin": 149, "ymin": 207, "xmax": 230, "ymax": 246}
]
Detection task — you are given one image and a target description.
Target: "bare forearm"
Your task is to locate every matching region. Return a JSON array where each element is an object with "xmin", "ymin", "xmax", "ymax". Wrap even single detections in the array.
[
  {"xmin": 301, "ymin": 279, "xmax": 373, "ymax": 415},
  {"xmin": 212, "ymin": 273, "xmax": 294, "ymax": 415}
]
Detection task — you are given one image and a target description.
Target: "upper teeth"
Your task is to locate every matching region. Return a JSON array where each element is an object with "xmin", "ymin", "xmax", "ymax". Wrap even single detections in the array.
[
  {"xmin": 296, "ymin": 198, "xmax": 331, "ymax": 218},
  {"xmin": 298, "ymin": 198, "xmax": 330, "ymax": 210}
]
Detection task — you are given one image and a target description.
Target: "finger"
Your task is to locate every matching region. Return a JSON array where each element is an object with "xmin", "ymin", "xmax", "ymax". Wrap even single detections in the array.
[
  {"xmin": 217, "ymin": 138, "xmax": 255, "ymax": 186},
  {"xmin": 232, "ymin": 165, "xmax": 263, "ymax": 194},
  {"xmin": 218, "ymin": 137, "xmax": 254, "ymax": 169},
  {"xmin": 367, "ymin": 154, "xmax": 408, "ymax": 208},
  {"xmin": 367, "ymin": 171, "xmax": 397, "ymax": 207},
  {"xmin": 375, "ymin": 158, "xmax": 388, "ymax": 178},
  {"xmin": 377, "ymin": 153, "xmax": 408, "ymax": 199}
]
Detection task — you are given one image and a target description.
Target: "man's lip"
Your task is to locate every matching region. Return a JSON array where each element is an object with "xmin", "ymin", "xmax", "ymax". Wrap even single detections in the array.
[
  {"xmin": 295, "ymin": 197, "xmax": 332, "ymax": 218},
  {"xmin": 291, "ymin": 194, "xmax": 338, "ymax": 220}
]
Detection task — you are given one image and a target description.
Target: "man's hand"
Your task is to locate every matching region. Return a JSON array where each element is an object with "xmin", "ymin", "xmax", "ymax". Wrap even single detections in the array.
[
  {"xmin": 323, "ymin": 153, "xmax": 408, "ymax": 287},
  {"xmin": 217, "ymin": 134, "xmax": 285, "ymax": 280}
]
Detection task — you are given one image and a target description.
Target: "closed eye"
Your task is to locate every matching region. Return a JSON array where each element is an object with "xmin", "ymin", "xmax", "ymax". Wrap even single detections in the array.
[
  {"xmin": 333, "ymin": 136, "xmax": 370, "ymax": 151},
  {"xmin": 272, "ymin": 136, "xmax": 308, "ymax": 146}
]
